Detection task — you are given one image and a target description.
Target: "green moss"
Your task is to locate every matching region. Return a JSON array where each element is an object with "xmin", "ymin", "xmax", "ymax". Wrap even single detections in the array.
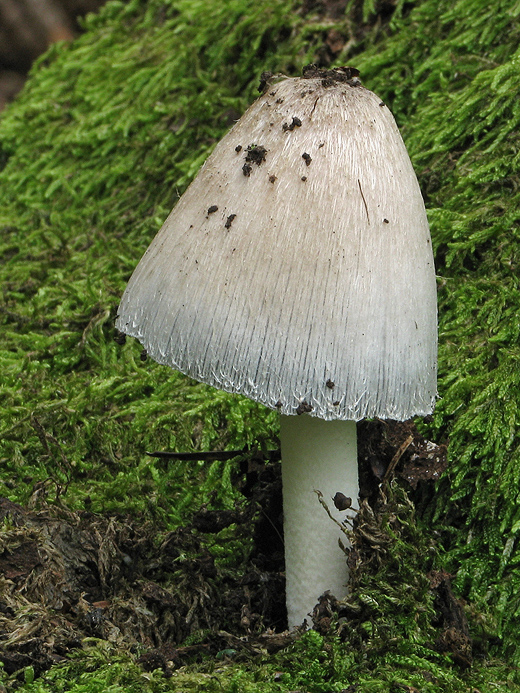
[
  {"xmin": 9, "ymin": 619, "xmax": 520, "ymax": 693},
  {"xmin": 8, "ymin": 514, "xmax": 520, "ymax": 693},
  {"xmin": 2, "ymin": 0, "xmax": 520, "ymax": 687},
  {"xmin": 348, "ymin": 0, "xmax": 520, "ymax": 660}
]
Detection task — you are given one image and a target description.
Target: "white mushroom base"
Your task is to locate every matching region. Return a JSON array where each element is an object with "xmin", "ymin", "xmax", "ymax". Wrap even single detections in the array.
[{"xmin": 280, "ymin": 415, "xmax": 358, "ymax": 629}]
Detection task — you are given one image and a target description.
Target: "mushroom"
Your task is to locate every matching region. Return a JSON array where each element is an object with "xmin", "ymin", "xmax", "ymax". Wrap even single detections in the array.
[{"xmin": 116, "ymin": 66, "xmax": 437, "ymax": 629}]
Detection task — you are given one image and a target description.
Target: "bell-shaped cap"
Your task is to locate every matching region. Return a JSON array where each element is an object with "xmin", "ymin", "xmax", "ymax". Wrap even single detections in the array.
[{"xmin": 116, "ymin": 68, "xmax": 437, "ymax": 421}]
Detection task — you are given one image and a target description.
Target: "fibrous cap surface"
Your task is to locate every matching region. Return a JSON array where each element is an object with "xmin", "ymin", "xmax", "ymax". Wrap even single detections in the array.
[{"xmin": 117, "ymin": 72, "xmax": 437, "ymax": 421}]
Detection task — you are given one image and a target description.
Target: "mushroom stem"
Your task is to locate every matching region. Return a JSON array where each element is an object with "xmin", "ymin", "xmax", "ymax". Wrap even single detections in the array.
[{"xmin": 280, "ymin": 415, "xmax": 358, "ymax": 628}]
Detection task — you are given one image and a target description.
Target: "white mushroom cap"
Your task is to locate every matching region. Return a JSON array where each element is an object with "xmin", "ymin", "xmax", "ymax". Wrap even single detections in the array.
[{"xmin": 116, "ymin": 69, "xmax": 437, "ymax": 421}]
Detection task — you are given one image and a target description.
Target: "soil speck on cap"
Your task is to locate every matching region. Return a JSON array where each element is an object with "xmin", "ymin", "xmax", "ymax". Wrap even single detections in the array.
[
  {"xmin": 326, "ymin": 379, "xmax": 335, "ymax": 389},
  {"xmin": 242, "ymin": 163, "xmax": 252, "ymax": 177},
  {"xmin": 302, "ymin": 64, "xmax": 361, "ymax": 87},
  {"xmin": 235, "ymin": 145, "xmax": 242, "ymax": 152},
  {"xmin": 383, "ymin": 218, "xmax": 389, "ymax": 224},
  {"xmin": 302, "ymin": 152, "xmax": 312, "ymax": 166},
  {"xmin": 258, "ymin": 71, "xmax": 274, "ymax": 93},
  {"xmin": 282, "ymin": 116, "xmax": 302, "ymax": 132},
  {"xmin": 245, "ymin": 145, "xmax": 267, "ymax": 166},
  {"xmin": 296, "ymin": 401, "xmax": 313, "ymax": 415},
  {"xmin": 207, "ymin": 205, "xmax": 218, "ymax": 214},
  {"xmin": 225, "ymin": 214, "xmax": 236, "ymax": 229},
  {"xmin": 269, "ymin": 175, "xmax": 277, "ymax": 183},
  {"xmin": 301, "ymin": 176, "xmax": 307, "ymax": 182}
]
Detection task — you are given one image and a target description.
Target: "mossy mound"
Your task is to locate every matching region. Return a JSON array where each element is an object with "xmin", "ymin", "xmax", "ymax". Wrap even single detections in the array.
[
  {"xmin": 1, "ymin": 0, "xmax": 520, "ymax": 689},
  {"xmin": 353, "ymin": 0, "xmax": 520, "ymax": 660}
]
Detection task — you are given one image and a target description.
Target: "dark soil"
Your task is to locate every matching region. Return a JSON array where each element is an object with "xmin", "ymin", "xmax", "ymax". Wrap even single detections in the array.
[
  {"xmin": 0, "ymin": 423, "xmax": 468, "ymax": 684},
  {"xmin": 0, "ymin": 455, "xmax": 286, "ymax": 680}
]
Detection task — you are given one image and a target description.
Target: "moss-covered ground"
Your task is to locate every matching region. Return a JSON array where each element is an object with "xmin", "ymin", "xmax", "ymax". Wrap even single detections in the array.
[{"xmin": 1, "ymin": 0, "xmax": 520, "ymax": 689}]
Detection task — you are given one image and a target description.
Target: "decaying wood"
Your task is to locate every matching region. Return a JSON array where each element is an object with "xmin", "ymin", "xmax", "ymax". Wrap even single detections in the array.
[{"xmin": 0, "ymin": 0, "xmax": 107, "ymax": 108}]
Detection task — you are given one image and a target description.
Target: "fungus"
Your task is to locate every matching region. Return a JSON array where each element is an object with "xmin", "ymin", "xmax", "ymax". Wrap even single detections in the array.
[{"xmin": 116, "ymin": 67, "xmax": 437, "ymax": 629}]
